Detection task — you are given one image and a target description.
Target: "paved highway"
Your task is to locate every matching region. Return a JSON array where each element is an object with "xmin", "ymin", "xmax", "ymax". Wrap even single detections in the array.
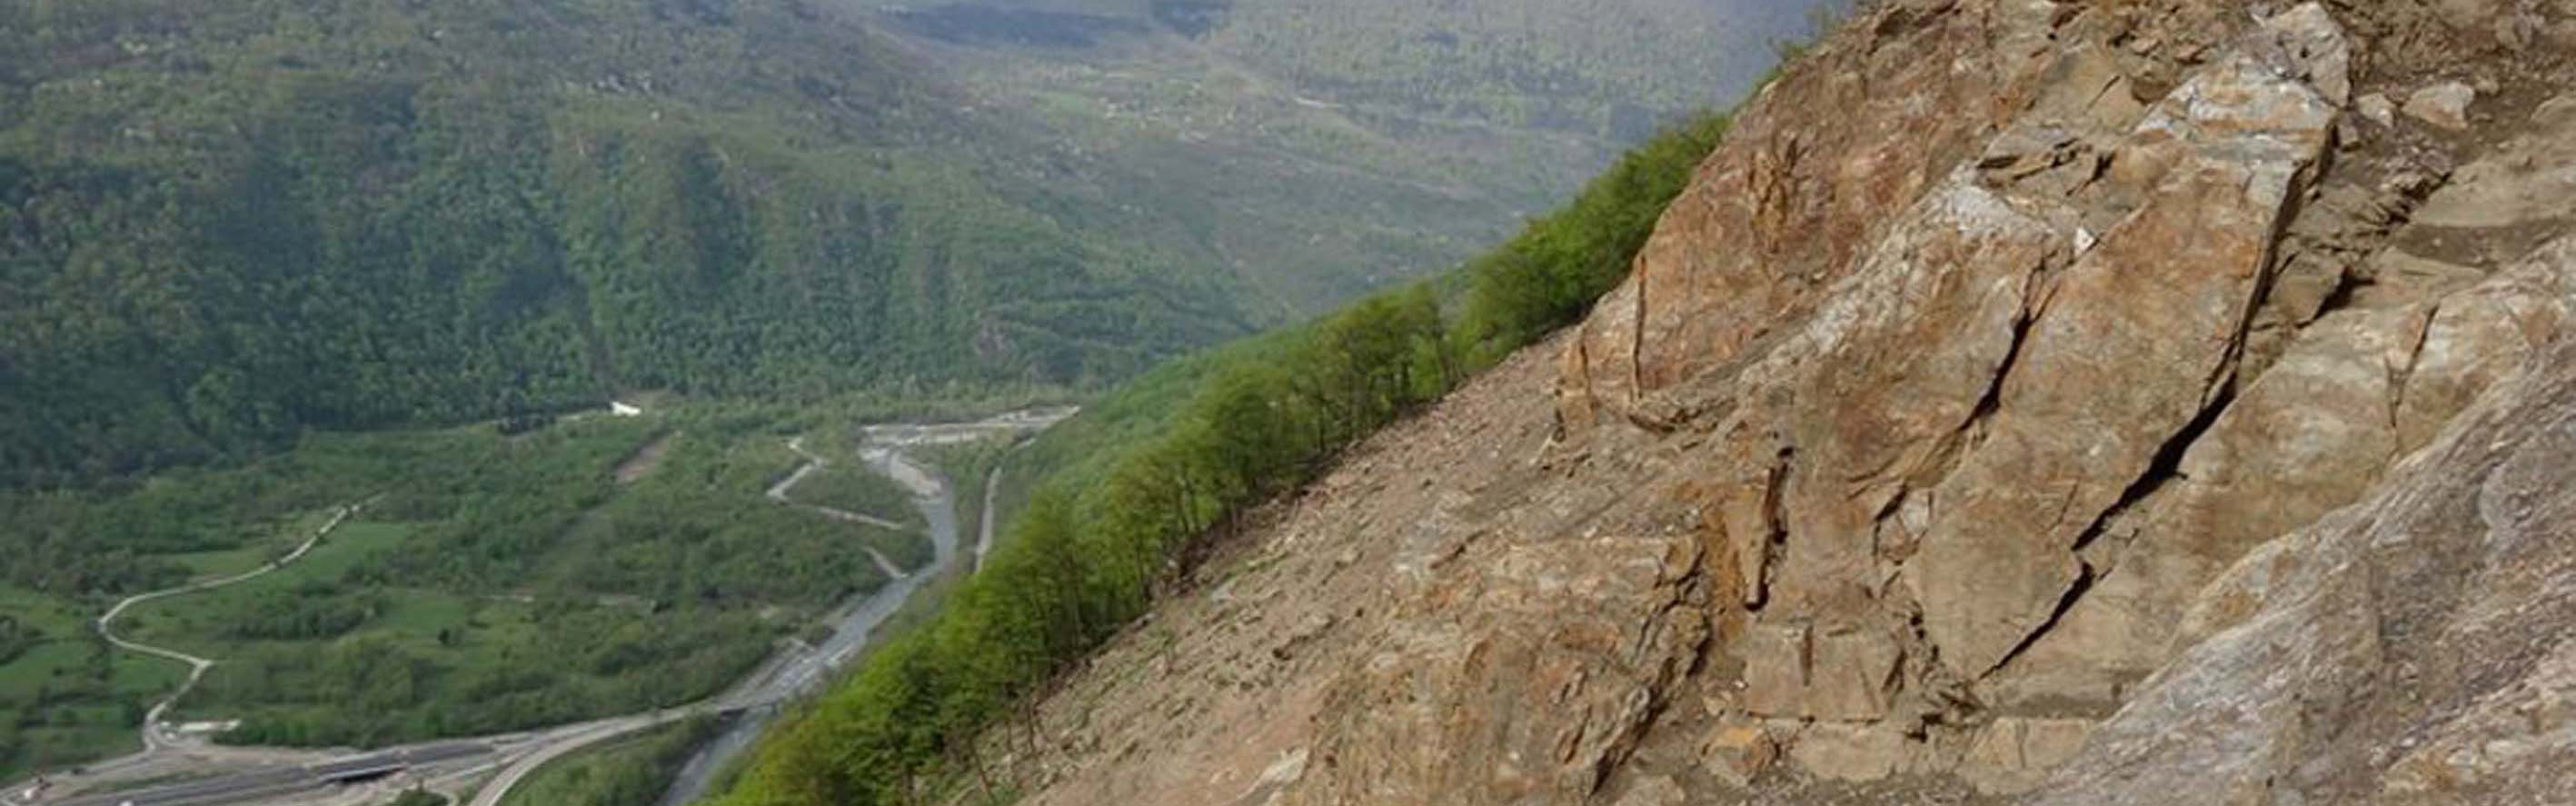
[
  {"xmin": 12, "ymin": 410, "xmax": 1075, "ymax": 806},
  {"xmin": 44, "ymin": 742, "xmax": 491, "ymax": 806},
  {"xmin": 462, "ymin": 716, "xmax": 673, "ymax": 806}
]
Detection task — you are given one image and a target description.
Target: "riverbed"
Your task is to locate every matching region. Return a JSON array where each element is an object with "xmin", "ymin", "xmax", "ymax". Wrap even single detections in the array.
[{"xmin": 656, "ymin": 408, "xmax": 1070, "ymax": 804}]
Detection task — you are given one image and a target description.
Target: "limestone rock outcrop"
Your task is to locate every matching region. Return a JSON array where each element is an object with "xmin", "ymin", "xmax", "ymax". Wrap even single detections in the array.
[
  {"xmin": 995, "ymin": 2, "xmax": 2576, "ymax": 805},
  {"xmin": 2030, "ymin": 285, "xmax": 2576, "ymax": 806}
]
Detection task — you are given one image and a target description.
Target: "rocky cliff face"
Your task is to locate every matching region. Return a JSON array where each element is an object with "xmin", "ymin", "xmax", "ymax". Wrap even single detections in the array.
[{"xmin": 993, "ymin": 2, "xmax": 2576, "ymax": 804}]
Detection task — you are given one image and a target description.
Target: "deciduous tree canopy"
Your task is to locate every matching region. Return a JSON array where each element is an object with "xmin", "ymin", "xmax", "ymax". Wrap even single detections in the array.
[{"xmin": 0, "ymin": 0, "xmax": 1254, "ymax": 488}]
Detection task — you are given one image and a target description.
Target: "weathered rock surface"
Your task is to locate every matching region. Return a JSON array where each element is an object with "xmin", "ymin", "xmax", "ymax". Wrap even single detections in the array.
[
  {"xmin": 991, "ymin": 2, "xmax": 2576, "ymax": 805},
  {"xmin": 2412, "ymin": 94, "xmax": 2576, "ymax": 234},
  {"xmin": 2029, "ymin": 271, "xmax": 2576, "ymax": 806},
  {"xmin": 1290, "ymin": 537, "xmax": 1708, "ymax": 806},
  {"xmin": 1913, "ymin": 6, "xmax": 2344, "ymax": 679}
]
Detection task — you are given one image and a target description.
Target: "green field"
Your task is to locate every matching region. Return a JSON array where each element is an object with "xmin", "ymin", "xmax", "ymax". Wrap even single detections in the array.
[
  {"xmin": 0, "ymin": 590, "xmax": 186, "ymax": 779},
  {"xmin": 154, "ymin": 512, "xmax": 325, "ymax": 582},
  {"xmin": 0, "ymin": 403, "xmax": 923, "ymax": 774},
  {"xmin": 784, "ymin": 466, "xmax": 925, "ymax": 531}
]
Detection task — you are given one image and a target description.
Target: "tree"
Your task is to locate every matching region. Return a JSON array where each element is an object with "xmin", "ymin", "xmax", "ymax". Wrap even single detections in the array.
[{"xmin": 1192, "ymin": 364, "xmax": 1306, "ymax": 500}]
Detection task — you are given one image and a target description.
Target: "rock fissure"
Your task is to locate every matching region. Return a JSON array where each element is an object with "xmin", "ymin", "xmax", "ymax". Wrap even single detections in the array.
[
  {"xmin": 1957, "ymin": 281, "xmax": 2043, "ymax": 454},
  {"xmin": 1984, "ymin": 562, "xmax": 2096, "ymax": 681},
  {"xmin": 2066, "ymin": 381, "xmax": 2240, "ymax": 556},
  {"xmin": 1626, "ymin": 255, "xmax": 1650, "ymax": 426},
  {"xmin": 2388, "ymin": 300, "xmax": 2442, "ymax": 447},
  {"xmin": 1750, "ymin": 451, "xmax": 1793, "ymax": 612}
]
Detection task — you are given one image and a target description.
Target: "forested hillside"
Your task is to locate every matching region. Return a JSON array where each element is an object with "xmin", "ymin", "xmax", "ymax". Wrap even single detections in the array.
[
  {"xmin": 878, "ymin": 0, "xmax": 1848, "ymax": 320},
  {"xmin": 1200, "ymin": 0, "xmax": 1824, "ymax": 136},
  {"xmin": 0, "ymin": 0, "xmax": 1254, "ymax": 487}
]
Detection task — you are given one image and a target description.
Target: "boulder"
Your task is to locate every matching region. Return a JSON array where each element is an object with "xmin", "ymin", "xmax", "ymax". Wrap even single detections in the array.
[
  {"xmin": 1611, "ymin": 775, "xmax": 1685, "ymax": 806},
  {"xmin": 2412, "ymin": 94, "xmax": 2576, "ymax": 236},
  {"xmin": 2404, "ymin": 81, "xmax": 2477, "ymax": 130},
  {"xmin": 1700, "ymin": 717, "xmax": 1780, "ymax": 787},
  {"xmin": 2359, "ymin": 92, "xmax": 2397, "ymax": 126}
]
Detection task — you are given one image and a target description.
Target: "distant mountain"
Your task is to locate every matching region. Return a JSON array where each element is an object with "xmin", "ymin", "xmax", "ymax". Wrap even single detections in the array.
[
  {"xmin": 0, "ymin": 0, "xmax": 1255, "ymax": 486},
  {"xmin": 867, "ymin": 0, "xmax": 1851, "ymax": 314}
]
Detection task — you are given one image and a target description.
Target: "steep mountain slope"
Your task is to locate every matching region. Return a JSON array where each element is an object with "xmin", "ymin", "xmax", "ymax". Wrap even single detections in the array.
[
  {"xmin": 958, "ymin": 2, "xmax": 2576, "ymax": 803},
  {"xmin": 0, "ymin": 0, "xmax": 1250, "ymax": 487},
  {"xmin": 871, "ymin": 0, "xmax": 1851, "ymax": 314}
]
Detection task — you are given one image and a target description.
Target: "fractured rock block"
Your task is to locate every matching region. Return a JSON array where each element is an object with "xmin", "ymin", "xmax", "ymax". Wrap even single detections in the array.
[
  {"xmin": 1740, "ymin": 622, "xmax": 1809, "ymax": 718},
  {"xmin": 1961, "ymin": 717, "xmax": 2095, "ymax": 794},
  {"xmin": 1787, "ymin": 723, "xmax": 1921, "ymax": 782},
  {"xmin": 1700, "ymin": 717, "xmax": 1780, "ymax": 787},
  {"xmin": 1807, "ymin": 627, "xmax": 1902, "ymax": 721},
  {"xmin": 1914, "ymin": 5, "xmax": 2346, "ymax": 680}
]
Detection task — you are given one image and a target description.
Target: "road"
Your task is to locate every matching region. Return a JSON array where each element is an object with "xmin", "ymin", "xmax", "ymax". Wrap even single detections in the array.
[
  {"xmin": 771, "ymin": 436, "xmax": 918, "ymax": 578},
  {"xmin": 460, "ymin": 714, "xmax": 679, "ymax": 806},
  {"xmin": 94, "ymin": 504, "xmax": 361, "ymax": 755},
  {"xmin": 43, "ymin": 743, "xmax": 491, "ymax": 806},
  {"xmin": 8, "ymin": 410, "xmax": 1074, "ymax": 806},
  {"xmin": 652, "ymin": 407, "xmax": 1074, "ymax": 805}
]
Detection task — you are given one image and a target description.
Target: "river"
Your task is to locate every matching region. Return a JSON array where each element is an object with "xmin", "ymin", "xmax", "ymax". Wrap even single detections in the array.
[{"xmin": 656, "ymin": 408, "xmax": 1071, "ymax": 804}]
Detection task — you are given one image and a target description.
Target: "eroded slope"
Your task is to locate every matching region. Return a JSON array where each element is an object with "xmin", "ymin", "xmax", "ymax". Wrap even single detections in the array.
[{"xmin": 990, "ymin": 1, "xmax": 2576, "ymax": 804}]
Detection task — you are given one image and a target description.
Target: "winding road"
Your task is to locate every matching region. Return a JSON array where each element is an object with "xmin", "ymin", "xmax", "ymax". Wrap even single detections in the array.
[
  {"xmin": 770, "ymin": 437, "xmax": 914, "ymax": 580},
  {"xmin": 0, "ymin": 504, "xmax": 365, "ymax": 806},
  {"xmin": 652, "ymin": 408, "xmax": 1073, "ymax": 805},
  {"xmin": 8, "ymin": 410, "xmax": 1071, "ymax": 806},
  {"xmin": 100, "ymin": 503, "xmax": 362, "ymax": 753}
]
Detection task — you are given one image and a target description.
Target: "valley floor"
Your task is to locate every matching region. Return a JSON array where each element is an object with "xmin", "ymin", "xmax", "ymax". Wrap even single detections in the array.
[{"xmin": 0, "ymin": 403, "xmax": 1061, "ymax": 801}]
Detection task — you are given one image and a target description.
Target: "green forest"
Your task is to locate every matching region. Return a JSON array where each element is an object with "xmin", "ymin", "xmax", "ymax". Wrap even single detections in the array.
[
  {"xmin": 710, "ymin": 108, "xmax": 1731, "ymax": 806},
  {"xmin": 0, "ymin": 0, "xmax": 1261, "ymax": 489}
]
